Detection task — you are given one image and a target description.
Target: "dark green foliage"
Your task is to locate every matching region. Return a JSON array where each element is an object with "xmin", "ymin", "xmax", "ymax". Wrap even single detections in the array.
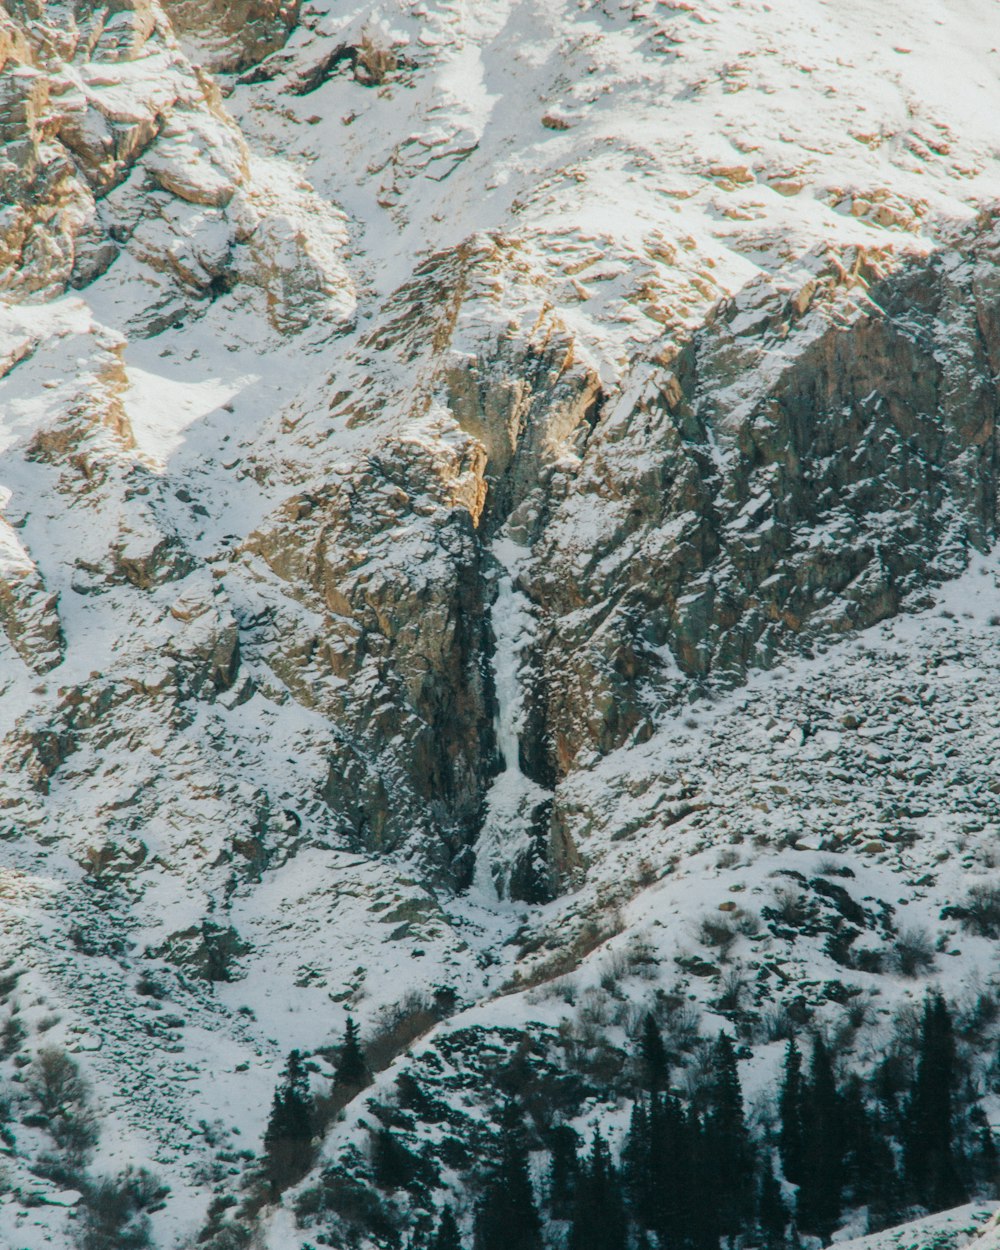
[
  {"xmin": 474, "ymin": 1104, "xmax": 542, "ymax": 1250},
  {"xmin": 796, "ymin": 1036, "xmax": 844, "ymax": 1240},
  {"xmin": 701, "ymin": 1032, "xmax": 754, "ymax": 1236},
  {"xmin": 335, "ymin": 1016, "xmax": 370, "ymax": 1089},
  {"xmin": 282, "ymin": 992, "xmax": 998, "ymax": 1250},
  {"xmin": 625, "ymin": 1090, "xmax": 710, "ymax": 1249},
  {"xmin": 432, "ymin": 1206, "xmax": 462, "ymax": 1250},
  {"xmin": 970, "ymin": 1103, "xmax": 998, "ymax": 1192},
  {"xmin": 569, "ymin": 1131, "xmax": 627, "ymax": 1250},
  {"xmin": 778, "ymin": 1039, "xmax": 805, "ymax": 1186},
  {"xmin": 639, "ymin": 1014, "xmax": 669, "ymax": 1091},
  {"xmin": 841, "ymin": 1074, "xmax": 901, "ymax": 1226},
  {"xmin": 263, "ymin": 1049, "xmax": 315, "ymax": 1195},
  {"xmin": 757, "ymin": 1161, "xmax": 788, "ymax": 1250},
  {"xmin": 373, "ymin": 1126, "xmax": 421, "ymax": 1191},
  {"xmin": 904, "ymin": 994, "xmax": 967, "ymax": 1211},
  {"xmin": 0, "ymin": 1009, "xmax": 24, "ymax": 1059},
  {"xmin": 546, "ymin": 1122, "xmax": 580, "ymax": 1219}
]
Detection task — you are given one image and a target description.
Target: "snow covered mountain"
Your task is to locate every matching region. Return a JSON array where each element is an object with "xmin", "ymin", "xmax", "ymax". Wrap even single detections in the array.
[{"xmin": 4, "ymin": 1, "xmax": 1000, "ymax": 1247}]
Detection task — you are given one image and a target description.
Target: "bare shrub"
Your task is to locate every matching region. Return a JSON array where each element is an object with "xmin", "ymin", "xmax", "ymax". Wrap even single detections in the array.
[
  {"xmin": 758, "ymin": 1005, "xmax": 797, "ymax": 1043},
  {"xmin": 715, "ymin": 969, "xmax": 747, "ymax": 1014},
  {"xmin": 957, "ymin": 883, "xmax": 1000, "ymax": 938},
  {"xmin": 79, "ymin": 1167, "xmax": 169, "ymax": 1250},
  {"xmin": 364, "ymin": 992, "xmax": 438, "ymax": 1073},
  {"xmin": 769, "ymin": 886, "xmax": 810, "ymax": 927},
  {"xmin": 891, "ymin": 928, "xmax": 936, "ymax": 978},
  {"xmin": 698, "ymin": 916, "xmax": 736, "ymax": 954},
  {"xmin": 660, "ymin": 1000, "xmax": 702, "ymax": 1054},
  {"xmin": 734, "ymin": 910, "xmax": 761, "ymax": 937},
  {"xmin": 28, "ymin": 1047, "xmax": 97, "ymax": 1158},
  {"xmin": 354, "ymin": 32, "xmax": 397, "ymax": 85},
  {"xmin": 578, "ymin": 988, "xmax": 614, "ymax": 1029}
]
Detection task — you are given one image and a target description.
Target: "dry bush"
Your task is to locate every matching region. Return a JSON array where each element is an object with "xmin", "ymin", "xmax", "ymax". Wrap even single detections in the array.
[
  {"xmin": 891, "ymin": 927, "xmax": 936, "ymax": 978},
  {"xmin": 958, "ymin": 883, "xmax": 1000, "ymax": 938},
  {"xmin": 364, "ymin": 992, "xmax": 438, "ymax": 1074}
]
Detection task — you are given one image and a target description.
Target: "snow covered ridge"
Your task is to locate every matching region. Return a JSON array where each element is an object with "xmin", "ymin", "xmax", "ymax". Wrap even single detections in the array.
[{"xmin": 5, "ymin": 0, "xmax": 1000, "ymax": 1247}]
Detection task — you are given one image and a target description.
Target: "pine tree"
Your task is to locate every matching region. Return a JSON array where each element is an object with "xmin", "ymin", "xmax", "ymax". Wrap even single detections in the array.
[
  {"xmin": 474, "ymin": 1104, "xmax": 542, "ymax": 1250},
  {"xmin": 701, "ymin": 1032, "xmax": 754, "ymax": 1238},
  {"xmin": 547, "ymin": 1123, "xmax": 580, "ymax": 1220},
  {"xmin": 688, "ymin": 1110, "xmax": 723, "ymax": 1250},
  {"xmin": 654, "ymin": 1093, "xmax": 696, "ymax": 1245},
  {"xmin": 569, "ymin": 1131, "xmax": 627, "ymax": 1250},
  {"xmin": 334, "ymin": 1015, "xmax": 369, "ymax": 1089},
  {"xmin": 623, "ymin": 1098, "xmax": 652, "ymax": 1228},
  {"xmin": 373, "ymin": 1125, "xmax": 418, "ymax": 1190},
  {"xmin": 778, "ymin": 1039, "xmax": 805, "ymax": 1186},
  {"xmin": 970, "ymin": 1104, "xmax": 998, "ymax": 1195},
  {"xmin": 904, "ymin": 994, "xmax": 967, "ymax": 1211},
  {"xmin": 757, "ymin": 1159, "xmax": 788, "ymax": 1250},
  {"xmin": 263, "ymin": 1049, "xmax": 315, "ymax": 1194},
  {"xmin": 841, "ymin": 1074, "xmax": 900, "ymax": 1227},
  {"xmin": 640, "ymin": 1014, "xmax": 669, "ymax": 1091},
  {"xmin": 433, "ymin": 1206, "xmax": 462, "ymax": 1250},
  {"xmin": 797, "ymin": 1035, "xmax": 844, "ymax": 1241}
]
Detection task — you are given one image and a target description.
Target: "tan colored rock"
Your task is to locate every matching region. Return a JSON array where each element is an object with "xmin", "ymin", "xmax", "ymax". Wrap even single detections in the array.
[
  {"xmin": 0, "ymin": 519, "xmax": 64, "ymax": 674},
  {"xmin": 160, "ymin": 0, "xmax": 299, "ymax": 71}
]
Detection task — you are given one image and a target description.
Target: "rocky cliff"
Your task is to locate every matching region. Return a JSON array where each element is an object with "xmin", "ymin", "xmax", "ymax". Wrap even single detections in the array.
[{"xmin": 4, "ymin": 2, "xmax": 1000, "ymax": 1248}]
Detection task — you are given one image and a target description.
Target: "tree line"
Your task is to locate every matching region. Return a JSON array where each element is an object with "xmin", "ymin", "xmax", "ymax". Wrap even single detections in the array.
[{"xmin": 264, "ymin": 993, "xmax": 997, "ymax": 1248}]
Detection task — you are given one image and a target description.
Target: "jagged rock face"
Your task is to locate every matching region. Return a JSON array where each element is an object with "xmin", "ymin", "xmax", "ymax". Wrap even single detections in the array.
[
  {"xmin": 7, "ymin": 2, "xmax": 1000, "ymax": 1247},
  {"xmin": 0, "ymin": 0, "xmax": 353, "ymax": 330},
  {"xmin": 244, "ymin": 472, "xmax": 494, "ymax": 860},
  {"xmin": 161, "ymin": 0, "xmax": 299, "ymax": 71},
  {"xmin": 525, "ymin": 229, "xmax": 1000, "ymax": 783}
]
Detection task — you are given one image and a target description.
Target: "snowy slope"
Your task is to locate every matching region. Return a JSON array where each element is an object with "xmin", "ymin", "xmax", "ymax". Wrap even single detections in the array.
[{"xmin": 4, "ymin": 1, "xmax": 1000, "ymax": 1248}]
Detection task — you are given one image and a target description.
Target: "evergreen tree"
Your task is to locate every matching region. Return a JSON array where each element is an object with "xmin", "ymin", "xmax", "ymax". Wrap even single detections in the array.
[
  {"xmin": 778, "ymin": 1039, "xmax": 805, "ymax": 1186},
  {"xmin": 970, "ymin": 1104, "xmax": 998, "ymax": 1194},
  {"xmin": 688, "ymin": 1110, "xmax": 723, "ymax": 1250},
  {"xmin": 757, "ymin": 1159, "xmax": 788, "ymax": 1250},
  {"xmin": 655, "ymin": 1093, "xmax": 697, "ymax": 1246},
  {"xmin": 797, "ymin": 1035, "xmax": 844, "ymax": 1242},
  {"xmin": 701, "ymin": 1032, "xmax": 754, "ymax": 1238},
  {"xmin": 547, "ymin": 1123, "xmax": 580, "ymax": 1220},
  {"xmin": 263, "ymin": 1049, "xmax": 315, "ymax": 1195},
  {"xmin": 334, "ymin": 1016, "xmax": 370, "ymax": 1089},
  {"xmin": 626, "ymin": 1090, "xmax": 695, "ymax": 1243},
  {"xmin": 433, "ymin": 1206, "xmax": 462, "ymax": 1250},
  {"xmin": 474, "ymin": 1104, "xmax": 542, "ymax": 1250},
  {"xmin": 841, "ymin": 1074, "xmax": 901, "ymax": 1228},
  {"xmin": 569, "ymin": 1131, "xmax": 627, "ymax": 1250},
  {"xmin": 904, "ymin": 994, "xmax": 967, "ymax": 1211},
  {"xmin": 623, "ymin": 1098, "xmax": 653, "ymax": 1227},
  {"xmin": 373, "ymin": 1125, "xmax": 418, "ymax": 1190},
  {"xmin": 640, "ymin": 1014, "xmax": 669, "ymax": 1091}
]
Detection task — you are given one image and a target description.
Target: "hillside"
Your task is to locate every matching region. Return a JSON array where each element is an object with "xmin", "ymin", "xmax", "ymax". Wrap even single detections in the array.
[{"xmin": 3, "ymin": 1, "xmax": 1000, "ymax": 1248}]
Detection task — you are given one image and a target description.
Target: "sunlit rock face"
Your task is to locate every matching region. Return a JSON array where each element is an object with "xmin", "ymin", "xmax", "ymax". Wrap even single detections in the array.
[{"xmin": 4, "ymin": 1, "xmax": 1000, "ymax": 1247}]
